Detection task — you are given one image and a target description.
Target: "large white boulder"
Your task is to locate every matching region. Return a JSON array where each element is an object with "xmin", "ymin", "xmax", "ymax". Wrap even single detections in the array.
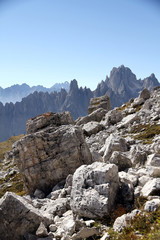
[
  {"xmin": 141, "ymin": 178, "xmax": 160, "ymax": 197},
  {"xmin": 70, "ymin": 162, "xmax": 119, "ymax": 219},
  {"xmin": 100, "ymin": 134, "xmax": 128, "ymax": 162}
]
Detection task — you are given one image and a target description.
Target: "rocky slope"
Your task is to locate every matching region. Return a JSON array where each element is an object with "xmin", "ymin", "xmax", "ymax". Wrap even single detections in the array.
[
  {"xmin": 0, "ymin": 82, "xmax": 70, "ymax": 104},
  {"xmin": 0, "ymin": 87, "xmax": 160, "ymax": 239},
  {"xmin": 0, "ymin": 66, "xmax": 159, "ymax": 142}
]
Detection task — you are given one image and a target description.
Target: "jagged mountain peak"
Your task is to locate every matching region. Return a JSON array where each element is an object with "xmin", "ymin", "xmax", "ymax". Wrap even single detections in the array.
[
  {"xmin": 69, "ymin": 79, "xmax": 79, "ymax": 92},
  {"xmin": 109, "ymin": 65, "xmax": 138, "ymax": 92},
  {"xmin": 0, "ymin": 66, "xmax": 159, "ymax": 142}
]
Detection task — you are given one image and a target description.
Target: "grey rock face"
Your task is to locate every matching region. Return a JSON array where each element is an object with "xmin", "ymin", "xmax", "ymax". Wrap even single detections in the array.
[
  {"xmin": 109, "ymin": 151, "xmax": 132, "ymax": 171},
  {"xmin": 141, "ymin": 178, "xmax": 160, "ymax": 197},
  {"xmin": 26, "ymin": 111, "xmax": 74, "ymax": 134},
  {"xmin": 76, "ymin": 108, "xmax": 107, "ymax": 125},
  {"xmin": 70, "ymin": 162, "xmax": 119, "ymax": 219},
  {"xmin": 82, "ymin": 121, "xmax": 104, "ymax": 136},
  {"xmin": 13, "ymin": 112, "xmax": 92, "ymax": 194},
  {"xmin": 36, "ymin": 222, "xmax": 48, "ymax": 237},
  {"xmin": 113, "ymin": 209, "xmax": 141, "ymax": 232},
  {"xmin": 0, "ymin": 65, "xmax": 159, "ymax": 142},
  {"xmin": 0, "ymin": 192, "xmax": 52, "ymax": 240},
  {"xmin": 40, "ymin": 198, "xmax": 70, "ymax": 217},
  {"xmin": 140, "ymin": 88, "xmax": 150, "ymax": 100},
  {"xmin": 101, "ymin": 109, "xmax": 123, "ymax": 126},
  {"xmin": 144, "ymin": 199, "xmax": 160, "ymax": 212},
  {"xmin": 117, "ymin": 113, "xmax": 139, "ymax": 129},
  {"xmin": 100, "ymin": 134, "xmax": 128, "ymax": 162},
  {"xmin": 119, "ymin": 172, "xmax": 134, "ymax": 203},
  {"xmin": 88, "ymin": 95, "xmax": 111, "ymax": 114}
]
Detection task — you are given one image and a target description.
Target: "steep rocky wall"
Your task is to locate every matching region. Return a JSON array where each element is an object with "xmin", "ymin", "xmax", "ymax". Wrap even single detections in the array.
[{"xmin": 13, "ymin": 112, "xmax": 93, "ymax": 194}]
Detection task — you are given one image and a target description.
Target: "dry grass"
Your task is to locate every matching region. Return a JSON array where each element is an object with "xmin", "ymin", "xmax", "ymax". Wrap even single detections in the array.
[
  {"xmin": 117, "ymin": 102, "xmax": 131, "ymax": 112},
  {"xmin": 130, "ymin": 123, "xmax": 160, "ymax": 144},
  {"xmin": 0, "ymin": 134, "xmax": 25, "ymax": 198},
  {"xmin": 0, "ymin": 135, "xmax": 24, "ymax": 160}
]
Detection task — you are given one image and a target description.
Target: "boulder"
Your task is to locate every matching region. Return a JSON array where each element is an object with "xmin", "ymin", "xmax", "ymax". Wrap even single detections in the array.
[
  {"xmin": 140, "ymin": 88, "xmax": 150, "ymax": 100},
  {"xmin": 144, "ymin": 199, "xmax": 160, "ymax": 212},
  {"xmin": 72, "ymin": 227, "xmax": 100, "ymax": 240},
  {"xmin": 40, "ymin": 198, "xmax": 70, "ymax": 217},
  {"xmin": 76, "ymin": 108, "xmax": 107, "ymax": 125},
  {"xmin": 131, "ymin": 98, "xmax": 144, "ymax": 108},
  {"xmin": 146, "ymin": 166, "xmax": 160, "ymax": 178},
  {"xmin": 26, "ymin": 111, "xmax": 74, "ymax": 134},
  {"xmin": 119, "ymin": 172, "xmax": 134, "ymax": 203},
  {"xmin": 117, "ymin": 113, "xmax": 139, "ymax": 129},
  {"xmin": 138, "ymin": 175, "xmax": 151, "ymax": 187},
  {"xmin": 34, "ymin": 189, "xmax": 45, "ymax": 199},
  {"xmin": 70, "ymin": 162, "xmax": 119, "ymax": 219},
  {"xmin": 109, "ymin": 151, "xmax": 132, "ymax": 171},
  {"xmin": 36, "ymin": 222, "xmax": 48, "ymax": 237},
  {"xmin": 152, "ymin": 139, "xmax": 160, "ymax": 154},
  {"xmin": 119, "ymin": 171, "xmax": 138, "ymax": 187},
  {"xmin": 141, "ymin": 178, "xmax": 160, "ymax": 197},
  {"xmin": 100, "ymin": 134, "xmax": 128, "ymax": 162},
  {"xmin": 82, "ymin": 121, "xmax": 104, "ymax": 136},
  {"xmin": 129, "ymin": 145, "xmax": 147, "ymax": 167},
  {"xmin": 88, "ymin": 95, "xmax": 111, "ymax": 114},
  {"xmin": 146, "ymin": 153, "xmax": 160, "ymax": 167},
  {"xmin": 101, "ymin": 109, "xmax": 123, "ymax": 126},
  {"xmin": 13, "ymin": 124, "xmax": 92, "ymax": 194},
  {"xmin": 0, "ymin": 192, "xmax": 52, "ymax": 240},
  {"xmin": 113, "ymin": 209, "xmax": 141, "ymax": 232}
]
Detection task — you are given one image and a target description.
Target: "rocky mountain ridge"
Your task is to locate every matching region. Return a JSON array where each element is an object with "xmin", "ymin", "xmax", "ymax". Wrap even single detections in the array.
[
  {"xmin": 0, "ymin": 86, "xmax": 160, "ymax": 239},
  {"xmin": 0, "ymin": 81, "xmax": 70, "ymax": 104},
  {"xmin": 0, "ymin": 65, "xmax": 159, "ymax": 142}
]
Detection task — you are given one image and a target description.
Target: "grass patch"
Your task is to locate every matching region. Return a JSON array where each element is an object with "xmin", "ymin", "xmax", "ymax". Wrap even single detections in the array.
[
  {"xmin": 105, "ymin": 208, "xmax": 160, "ymax": 240},
  {"xmin": 117, "ymin": 102, "xmax": 131, "ymax": 112},
  {"xmin": 0, "ymin": 134, "xmax": 25, "ymax": 198},
  {"xmin": 0, "ymin": 172, "xmax": 24, "ymax": 198},
  {"xmin": 133, "ymin": 104, "xmax": 142, "ymax": 112},
  {"xmin": 0, "ymin": 134, "xmax": 24, "ymax": 160},
  {"xmin": 129, "ymin": 123, "xmax": 160, "ymax": 144}
]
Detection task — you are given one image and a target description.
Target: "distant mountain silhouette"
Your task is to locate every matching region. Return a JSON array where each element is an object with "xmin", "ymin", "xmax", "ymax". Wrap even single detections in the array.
[
  {"xmin": 0, "ymin": 82, "xmax": 70, "ymax": 104},
  {"xmin": 94, "ymin": 65, "xmax": 159, "ymax": 108},
  {"xmin": 0, "ymin": 65, "xmax": 159, "ymax": 142}
]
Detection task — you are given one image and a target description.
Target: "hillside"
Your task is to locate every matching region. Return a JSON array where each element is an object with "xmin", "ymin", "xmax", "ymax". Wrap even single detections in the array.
[
  {"xmin": 0, "ymin": 65, "xmax": 159, "ymax": 142},
  {"xmin": 0, "ymin": 87, "xmax": 160, "ymax": 239}
]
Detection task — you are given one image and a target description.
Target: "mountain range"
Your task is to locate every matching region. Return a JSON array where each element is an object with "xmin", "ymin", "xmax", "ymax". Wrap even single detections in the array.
[
  {"xmin": 0, "ymin": 81, "xmax": 70, "ymax": 104},
  {"xmin": 0, "ymin": 65, "xmax": 159, "ymax": 142}
]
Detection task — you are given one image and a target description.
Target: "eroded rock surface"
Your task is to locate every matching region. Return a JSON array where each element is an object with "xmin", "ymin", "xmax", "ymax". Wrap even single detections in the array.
[
  {"xmin": 88, "ymin": 95, "xmax": 111, "ymax": 114},
  {"xmin": 1, "ymin": 87, "xmax": 160, "ymax": 239},
  {"xmin": 13, "ymin": 113, "xmax": 92, "ymax": 194},
  {"xmin": 70, "ymin": 162, "xmax": 119, "ymax": 219},
  {"xmin": 0, "ymin": 192, "xmax": 52, "ymax": 240}
]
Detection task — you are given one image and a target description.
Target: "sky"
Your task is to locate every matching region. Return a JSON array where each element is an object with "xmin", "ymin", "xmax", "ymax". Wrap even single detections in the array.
[{"xmin": 0, "ymin": 0, "xmax": 160, "ymax": 90}]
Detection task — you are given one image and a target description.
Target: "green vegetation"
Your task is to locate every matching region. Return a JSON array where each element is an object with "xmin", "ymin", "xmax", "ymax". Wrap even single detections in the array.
[
  {"xmin": 0, "ymin": 135, "xmax": 24, "ymax": 160},
  {"xmin": 106, "ymin": 208, "xmax": 160, "ymax": 240},
  {"xmin": 0, "ymin": 172, "xmax": 24, "ymax": 198},
  {"xmin": 130, "ymin": 123, "xmax": 160, "ymax": 144},
  {"xmin": 0, "ymin": 134, "xmax": 25, "ymax": 198}
]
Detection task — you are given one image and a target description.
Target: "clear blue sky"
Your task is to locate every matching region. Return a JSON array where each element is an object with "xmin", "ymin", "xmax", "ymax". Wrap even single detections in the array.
[{"xmin": 0, "ymin": 0, "xmax": 159, "ymax": 90}]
